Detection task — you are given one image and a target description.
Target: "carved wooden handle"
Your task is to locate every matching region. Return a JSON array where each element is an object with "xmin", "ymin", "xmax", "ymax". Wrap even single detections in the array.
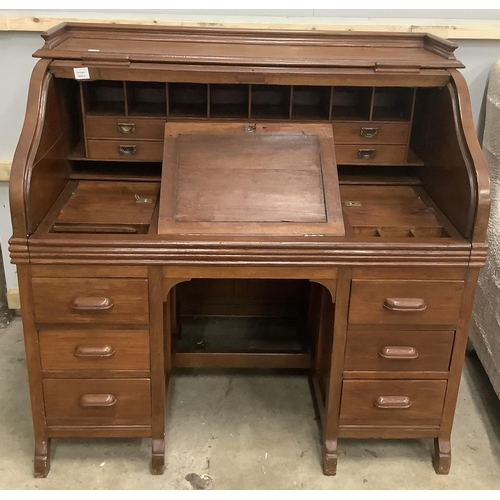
[
  {"xmin": 79, "ymin": 394, "xmax": 117, "ymax": 407},
  {"xmin": 357, "ymin": 148, "xmax": 376, "ymax": 159},
  {"xmin": 360, "ymin": 127, "xmax": 379, "ymax": 138},
  {"xmin": 379, "ymin": 346, "xmax": 418, "ymax": 360},
  {"xmin": 383, "ymin": 298, "xmax": 426, "ymax": 312},
  {"xmin": 374, "ymin": 396, "xmax": 412, "ymax": 409},
  {"xmin": 74, "ymin": 345, "xmax": 116, "ymax": 358},
  {"xmin": 117, "ymin": 122, "xmax": 136, "ymax": 134},
  {"xmin": 70, "ymin": 297, "xmax": 114, "ymax": 311}
]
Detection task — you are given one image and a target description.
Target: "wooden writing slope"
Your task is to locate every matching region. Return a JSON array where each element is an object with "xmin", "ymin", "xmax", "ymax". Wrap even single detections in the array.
[
  {"xmin": 9, "ymin": 22, "xmax": 490, "ymax": 479},
  {"xmin": 159, "ymin": 123, "xmax": 344, "ymax": 236}
]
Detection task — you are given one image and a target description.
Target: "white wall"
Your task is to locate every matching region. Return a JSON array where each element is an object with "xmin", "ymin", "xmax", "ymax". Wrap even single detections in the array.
[{"xmin": 1, "ymin": 10, "xmax": 500, "ymax": 292}]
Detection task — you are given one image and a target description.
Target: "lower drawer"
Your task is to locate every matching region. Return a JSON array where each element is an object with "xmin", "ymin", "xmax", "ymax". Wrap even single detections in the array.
[
  {"xmin": 335, "ymin": 144, "xmax": 407, "ymax": 165},
  {"xmin": 43, "ymin": 378, "xmax": 151, "ymax": 427},
  {"xmin": 39, "ymin": 330, "xmax": 150, "ymax": 370},
  {"xmin": 87, "ymin": 139, "xmax": 163, "ymax": 161},
  {"xmin": 344, "ymin": 330, "xmax": 454, "ymax": 372},
  {"xmin": 339, "ymin": 379, "xmax": 447, "ymax": 426}
]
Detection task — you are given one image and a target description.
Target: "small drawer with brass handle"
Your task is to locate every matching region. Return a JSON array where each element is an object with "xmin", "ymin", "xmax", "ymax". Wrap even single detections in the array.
[
  {"xmin": 39, "ymin": 330, "xmax": 150, "ymax": 370},
  {"xmin": 344, "ymin": 330, "xmax": 454, "ymax": 372},
  {"xmin": 349, "ymin": 280, "xmax": 464, "ymax": 326},
  {"xmin": 373, "ymin": 395, "xmax": 412, "ymax": 409},
  {"xmin": 32, "ymin": 278, "xmax": 149, "ymax": 324},
  {"xmin": 43, "ymin": 379, "xmax": 152, "ymax": 426},
  {"xmin": 85, "ymin": 116, "xmax": 164, "ymax": 140},
  {"xmin": 335, "ymin": 144, "xmax": 407, "ymax": 165},
  {"xmin": 339, "ymin": 380, "xmax": 447, "ymax": 426},
  {"xmin": 332, "ymin": 122, "xmax": 410, "ymax": 144},
  {"xmin": 118, "ymin": 144, "xmax": 137, "ymax": 156},
  {"xmin": 87, "ymin": 139, "xmax": 163, "ymax": 161},
  {"xmin": 79, "ymin": 394, "xmax": 117, "ymax": 407},
  {"xmin": 117, "ymin": 122, "xmax": 136, "ymax": 134}
]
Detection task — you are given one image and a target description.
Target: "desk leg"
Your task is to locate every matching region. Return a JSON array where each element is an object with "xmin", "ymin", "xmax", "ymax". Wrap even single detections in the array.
[
  {"xmin": 433, "ymin": 438, "xmax": 451, "ymax": 474},
  {"xmin": 314, "ymin": 270, "xmax": 351, "ymax": 476},
  {"xmin": 150, "ymin": 267, "xmax": 166, "ymax": 475},
  {"xmin": 432, "ymin": 269, "xmax": 479, "ymax": 475},
  {"xmin": 17, "ymin": 266, "xmax": 52, "ymax": 477},
  {"xmin": 34, "ymin": 439, "xmax": 51, "ymax": 478}
]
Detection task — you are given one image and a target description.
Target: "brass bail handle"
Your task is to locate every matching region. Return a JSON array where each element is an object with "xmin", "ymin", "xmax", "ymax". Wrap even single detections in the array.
[
  {"xmin": 360, "ymin": 127, "xmax": 379, "ymax": 138},
  {"xmin": 119, "ymin": 144, "xmax": 137, "ymax": 156},
  {"xmin": 358, "ymin": 149, "xmax": 376, "ymax": 159},
  {"xmin": 117, "ymin": 123, "xmax": 136, "ymax": 134}
]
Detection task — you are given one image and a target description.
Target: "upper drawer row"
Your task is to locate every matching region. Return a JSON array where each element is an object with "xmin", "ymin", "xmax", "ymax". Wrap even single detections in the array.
[{"xmin": 85, "ymin": 116, "xmax": 410, "ymax": 145}]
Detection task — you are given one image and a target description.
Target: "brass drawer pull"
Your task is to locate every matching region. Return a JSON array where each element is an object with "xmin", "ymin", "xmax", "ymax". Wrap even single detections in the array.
[
  {"xmin": 379, "ymin": 346, "xmax": 418, "ymax": 360},
  {"xmin": 383, "ymin": 298, "xmax": 426, "ymax": 312},
  {"xmin": 118, "ymin": 144, "xmax": 136, "ymax": 155},
  {"xmin": 79, "ymin": 394, "xmax": 117, "ymax": 407},
  {"xmin": 117, "ymin": 122, "xmax": 136, "ymax": 134},
  {"xmin": 360, "ymin": 127, "xmax": 379, "ymax": 138},
  {"xmin": 357, "ymin": 148, "xmax": 376, "ymax": 159},
  {"xmin": 70, "ymin": 296, "xmax": 114, "ymax": 311},
  {"xmin": 74, "ymin": 345, "xmax": 116, "ymax": 358},
  {"xmin": 374, "ymin": 396, "xmax": 412, "ymax": 409}
]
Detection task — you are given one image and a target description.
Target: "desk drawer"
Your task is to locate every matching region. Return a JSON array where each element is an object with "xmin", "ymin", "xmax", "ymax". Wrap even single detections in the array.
[
  {"xmin": 333, "ymin": 122, "xmax": 410, "ymax": 145},
  {"xmin": 32, "ymin": 278, "xmax": 149, "ymax": 325},
  {"xmin": 87, "ymin": 139, "xmax": 163, "ymax": 161},
  {"xmin": 340, "ymin": 380, "xmax": 446, "ymax": 426},
  {"xmin": 43, "ymin": 378, "xmax": 151, "ymax": 427},
  {"xmin": 349, "ymin": 280, "xmax": 464, "ymax": 326},
  {"xmin": 85, "ymin": 116, "xmax": 165, "ymax": 140},
  {"xmin": 39, "ymin": 330, "xmax": 150, "ymax": 370},
  {"xmin": 335, "ymin": 144, "xmax": 407, "ymax": 165},
  {"xmin": 344, "ymin": 330, "xmax": 454, "ymax": 372}
]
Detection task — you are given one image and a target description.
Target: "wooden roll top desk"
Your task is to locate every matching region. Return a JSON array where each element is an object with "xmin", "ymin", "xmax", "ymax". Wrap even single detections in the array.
[{"xmin": 9, "ymin": 23, "xmax": 490, "ymax": 478}]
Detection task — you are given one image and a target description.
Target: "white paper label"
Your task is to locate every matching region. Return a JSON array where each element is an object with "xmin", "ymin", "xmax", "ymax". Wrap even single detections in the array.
[{"xmin": 73, "ymin": 67, "xmax": 90, "ymax": 80}]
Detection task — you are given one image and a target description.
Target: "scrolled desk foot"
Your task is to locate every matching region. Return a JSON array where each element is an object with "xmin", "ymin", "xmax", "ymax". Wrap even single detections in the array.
[
  {"xmin": 34, "ymin": 439, "xmax": 51, "ymax": 478},
  {"xmin": 151, "ymin": 438, "xmax": 166, "ymax": 475},
  {"xmin": 433, "ymin": 438, "xmax": 451, "ymax": 475},
  {"xmin": 322, "ymin": 439, "xmax": 338, "ymax": 476}
]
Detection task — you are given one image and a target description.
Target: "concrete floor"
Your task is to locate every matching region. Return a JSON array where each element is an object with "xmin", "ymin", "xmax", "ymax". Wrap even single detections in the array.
[{"xmin": 1, "ymin": 317, "xmax": 499, "ymax": 489}]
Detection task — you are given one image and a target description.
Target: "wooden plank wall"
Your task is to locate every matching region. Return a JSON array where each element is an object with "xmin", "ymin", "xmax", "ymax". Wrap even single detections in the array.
[{"xmin": 1, "ymin": 15, "xmax": 500, "ymax": 39}]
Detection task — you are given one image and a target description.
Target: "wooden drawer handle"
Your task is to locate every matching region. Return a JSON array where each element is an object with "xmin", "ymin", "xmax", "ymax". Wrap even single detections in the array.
[
  {"xmin": 74, "ymin": 345, "xmax": 116, "ymax": 358},
  {"xmin": 360, "ymin": 127, "xmax": 379, "ymax": 138},
  {"xmin": 70, "ymin": 297, "xmax": 114, "ymax": 311},
  {"xmin": 79, "ymin": 394, "xmax": 117, "ymax": 407},
  {"xmin": 374, "ymin": 396, "xmax": 412, "ymax": 409},
  {"xmin": 118, "ymin": 144, "xmax": 136, "ymax": 155},
  {"xmin": 379, "ymin": 346, "xmax": 418, "ymax": 360},
  {"xmin": 383, "ymin": 298, "xmax": 426, "ymax": 312},
  {"xmin": 117, "ymin": 122, "xmax": 135, "ymax": 134},
  {"xmin": 357, "ymin": 148, "xmax": 376, "ymax": 159}
]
